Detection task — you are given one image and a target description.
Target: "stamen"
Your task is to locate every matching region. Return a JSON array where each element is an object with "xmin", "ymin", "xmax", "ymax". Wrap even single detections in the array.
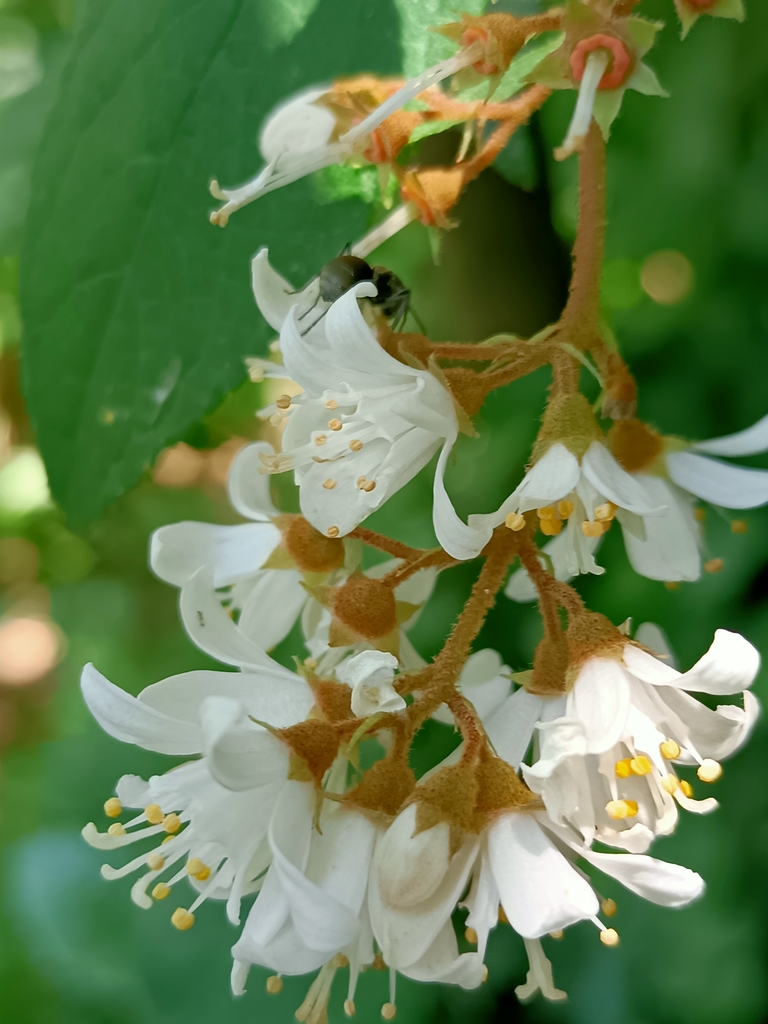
[
  {"xmin": 661, "ymin": 774, "xmax": 679, "ymax": 794},
  {"xmin": 731, "ymin": 519, "xmax": 747, "ymax": 533},
  {"xmin": 629, "ymin": 756, "xmax": 652, "ymax": 776},
  {"xmin": 327, "ymin": 527, "xmax": 340, "ymax": 538},
  {"xmin": 582, "ymin": 520, "xmax": 605, "ymax": 538},
  {"xmin": 679, "ymin": 779, "xmax": 694, "ymax": 798},
  {"xmin": 162, "ymin": 834, "xmax": 176, "ymax": 844},
  {"xmin": 664, "ymin": 581, "xmax": 680, "ymax": 591},
  {"xmin": 697, "ymin": 759, "xmax": 722, "ymax": 783},
  {"xmin": 147, "ymin": 853, "xmax": 165, "ymax": 871},
  {"xmin": 549, "ymin": 930, "xmax": 564, "ymax": 939},
  {"xmin": 704, "ymin": 558, "xmax": 724, "ymax": 574},
  {"xmin": 163, "ymin": 813, "xmax": 182, "ymax": 834},
  {"xmin": 315, "ymin": 434, "xmax": 328, "ymax": 446},
  {"xmin": 498, "ymin": 906, "xmax": 509, "ymax": 924},
  {"xmin": 145, "ymin": 804, "xmax": 164, "ymax": 825},
  {"xmin": 555, "ymin": 49, "xmax": 610, "ymax": 161},
  {"xmin": 540, "ymin": 518, "xmax": 562, "ymax": 537},
  {"xmin": 482, "ymin": 966, "xmax": 489, "ymax": 983},
  {"xmin": 171, "ymin": 907, "xmax": 194, "ymax": 930},
  {"xmin": 275, "ymin": 394, "xmax": 292, "ymax": 409},
  {"xmin": 329, "ymin": 419, "xmax": 343, "ymax": 431},
  {"xmin": 187, "ymin": 857, "xmax": 211, "ymax": 880},
  {"xmin": 537, "ymin": 506, "xmax": 556, "ymax": 519},
  {"xmin": 108, "ymin": 822, "xmax": 126, "ymax": 837},
  {"xmin": 104, "ymin": 797, "xmax": 122, "ymax": 818},
  {"xmin": 152, "ymin": 883, "xmax": 171, "ymax": 900},
  {"xmin": 323, "ymin": 479, "xmax": 337, "ymax": 489},
  {"xmin": 600, "ymin": 928, "xmax": 620, "ymax": 947},
  {"xmin": 266, "ymin": 975, "xmax": 283, "ymax": 994},
  {"xmin": 505, "ymin": 512, "xmax": 526, "ymax": 531},
  {"xmin": 349, "ymin": 440, "xmax": 363, "ymax": 451},
  {"xmin": 615, "ymin": 759, "xmax": 632, "ymax": 778},
  {"xmin": 594, "ymin": 501, "xmax": 617, "ymax": 522},
  {"xmin": 694, "ymin": 507, "xmax": 706, "ymax": 522},
  {"xmin": 465, "ymin": 927, "xmax": 478, "ymax": 944},
  {"xmin": 325, "ymin": 399, "xmax": 339, "ymax": 410},
  {"xmin": 601, "ymin": 898, "xmax": 617, "ymax": 917},
  {"xmin": 381, "ymin": 1004, "xmax": 397, "ymax": 1021},
  {"xmin": 356, "ymin": 477, "xmax": 376, "ymax": 492},
  {"xmin": 344, "ymin": 1000, "xmax": 356, "ymax": 1017},
  {"xmin": 605, "ymin": 799, "xmax": 638, "ymax": 820},
  {"xmin": 660, "ymin": 739, "xmax": 681, "ymax": 760},
  {"xmin": 558, "ymin": 500, "xmax": 575, "ymax": 519}
]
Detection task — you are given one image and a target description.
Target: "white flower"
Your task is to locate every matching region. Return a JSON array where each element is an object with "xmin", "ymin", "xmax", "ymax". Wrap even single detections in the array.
[
  {"xmin": 253, "ymin": 250, "xmax": 475, "ymax": 554},
  {"xmin": 336, "ymin": 650, "xmax": 406, "ymax": 717},
  {"xmin": 432, "ymin": 648, "xmax": 513, "ymax": 725},
  {"xmin": 484, "ymin": 628, "xmax": 760, "ymax": 852},
  {"xmin": 80, "ymin": 659, "xmax": 314, "ymax": 924}
]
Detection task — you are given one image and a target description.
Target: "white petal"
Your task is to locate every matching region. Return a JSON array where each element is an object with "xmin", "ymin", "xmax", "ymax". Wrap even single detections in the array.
[
  {"xmin": 376, "ymin": 806, "xmax": 451, "ymax": 908},
  {"xmin": 237, "ymin": 569, "xmax": 306, "ymax": 651},
  {"xmin": 514, "ymin": 444, "xmax": 581, "ymax": 513},
  {"xmin": 259, "ymin": 87, "xmax": 335, "ymax": 164},
  {"xmin": 227, "ymin": 441, "xmax": 280, "ymax": 520},
  {"xmin": 81, "ymin": 664, "xmax": 202, "ymax": 754},
  {"xmin": 618, "ymin": 477, "xmax": 701, "ymax": 582},
  {"xmin": 693, "ymin": 412, "xmax": 768, "ymax": 457},
  {"xmin": 567, "ymin": 658, "xmax": 631, "ymax": 753},
  {"xmin": 337, "ymin": 650, "xmax": 398, "ymax": 689},
  {"xmin": 488, "ymin": 814, "xmax": 598, "ymax": 938},
  {"xmin": 462, "ymin": 850, "xmax": 499, "ymax": 959},
  {"xmin": 484, "ymin": 689, "xmax": 545, "ymax": 768},
  {"xmin": 581, "ymin": 442, "xmax": 666, "ymax": 515},
  {"xmin": 433, "ymin": 438, "xmax": 491, "ymax": 561},
  {"xmin": 200, "ymin": 696, "xmax": 288, "ymax": 791},
  {"xmin": 666, "ymin": 451, "xmax": 768, "ymax": 509},
  {"xmin": 634, "ymin": 622, "xmax": 677, "ymax": 668},
  {"xmin": 150, "ymin": 520, "xmax": 282, "ymax": 587},
  {"xmin": 400, "ymin": 921, "xmax": 486, "ymax": 989},
  {"xmin": 623, "ymin": 630, "xmax": 760, "ymax": 694},
  {"xmin": 578, "ymin": 848, "xmax": 704, "ymax": 907}
]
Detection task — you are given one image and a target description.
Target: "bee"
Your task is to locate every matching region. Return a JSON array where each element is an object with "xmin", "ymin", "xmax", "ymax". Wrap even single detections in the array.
[{"xmin": 299, "ymin": 254, "xmax": 422, "ymax": 333}]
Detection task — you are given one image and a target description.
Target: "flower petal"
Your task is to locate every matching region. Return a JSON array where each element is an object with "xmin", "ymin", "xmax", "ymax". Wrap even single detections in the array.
[
  {"xmin": 582, "ymin": 443, "xmax": 666, "ymax": 515},
  {"xmin": 618, "ymin": 477, "xmax": 701, "ymax": 582},
  {"xmin": 227, "ymin": 441, "xmax": 280, "ymax": 520},
  {"xmin": 400, "ymin": 921, "xmax": 486, "ymax": 989},
  {"xmin": 693, "ymin": 412, "xmax": 768, "ymax": 457},
  {"xmin": 433, "ymin": 438, "xmax": 491, "ymax": 561},
  {"xmin": 623, "ymin": 630, "xmax": 760, "ymax": 694},
  {"xmin": 579, "ymin": 848, "xmax": 704, "ymax": 907},
  {"xmin": 150, "ymin": 520, "xmax": 282, "ymax": 587},
  {"xmin": 237, "ymin": 569, "xmax": 306, "ymax": 651},
  {"xmin": 666, "ymin": 451, "xmax": 768, "ymax": 509},
  {"xmin": 514, "ymin": 444, "xmax": 581, "ymax": 513},
  {"xmin": 200, "ymin": 696, "xmax": 288, "ymax": 791},
  {"xmin": 567, "ymin": 657, "xmax": 631, "ymax": 753},
  {"xmin": 484, "ymin": 689, "xmax": 545, "ymax": 768}
]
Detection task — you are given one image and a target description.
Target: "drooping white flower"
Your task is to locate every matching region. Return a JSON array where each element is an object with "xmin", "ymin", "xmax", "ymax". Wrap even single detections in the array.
[
  {"xmin": 433, "ymin": 648, "xmax": 513, "ymax": 725},
  {"xmin": 336, "ymin": 650, "xmax": 406, "ymax": 717},
  {"xmin": 484, "ymin": 627, "xmax": 760, "ymax": 852},
  {"xmin": 252, "ymin": 250, "xmax": 475, "ymax": 553},
  {"xmin": 80, "ymin": 660, "xmax": 314, "ymax": 925}
]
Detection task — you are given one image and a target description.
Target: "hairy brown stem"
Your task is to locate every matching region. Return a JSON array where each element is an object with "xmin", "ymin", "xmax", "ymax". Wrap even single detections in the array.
[
  {"xmin": 518, "ymin": 535, "xmax": 585, "ymax": 618},
  {"xmin": 379, "ymin": 549, "xmax": 458, "ymax": 589},
  {"xmin": 349, "ymin": 527, "xmax": 422, "ymax": 561}
]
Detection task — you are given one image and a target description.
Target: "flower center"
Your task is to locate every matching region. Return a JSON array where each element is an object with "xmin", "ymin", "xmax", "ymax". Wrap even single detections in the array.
[{"xmin": 570, "ymin": 34, "xmax": 633, "ymax": 91}]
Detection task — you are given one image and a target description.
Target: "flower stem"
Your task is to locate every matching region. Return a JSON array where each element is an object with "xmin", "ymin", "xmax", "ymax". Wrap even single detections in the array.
[{"xmin": 349, "ymin": 527, "xmax": 422, "ymax": 561}]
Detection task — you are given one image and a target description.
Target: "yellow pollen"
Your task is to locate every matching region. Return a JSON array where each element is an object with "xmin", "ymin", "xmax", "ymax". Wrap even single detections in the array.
[
  {"xmin": 594, "ymin": 501, "xmax": 617, "ymax": 522},
  {"xmin": 498, "ymin": 906, "xmax": 509, "ymax": 924},
  {"xmin": 661, "ymin": 774, "xmax": 679, "ymax": 794},
  {"xmin": 305, "ymin": 657, "xmax": 318, "ymax": 670},
  {"xmin": 161, "ymin": 834, "xmax": 176, "ymax": 845},
  {"xmin": 465, "ymin": 927, "xmax": 478, "ymax": 944},
  {"xmin": 329, "ymin": 418, "xmax": 343, "ymax": 431},
  {"xmin": 537, "ymin": 506, "xmax": 556, "ymax": 519},
  {"xmin": 505, "ymin": 512, "xmax": 526, "ymax": 532},
  {"xmin": 615, "ymin": 759, "xmax": 632, "ymax": 778},
  {"xmin": 266, "ymin": 975, "xmax": 283, "ymax": 994},
  {"xmin": 482, "ymin": 966, "xmax": 489, "ymax": 983},
  {"xmin": 163, "ymin": 813, "xmax": 181, "ymax": 834},
  {"xmin": 327, "ymin": 526, "xmax": 340, "ymax": 538},
  {"xmin": 381, "ymin": 1003, "xmax": 397, "ymax": 1021},
  {"xmin": 660, "ymin": 739, "xmax": 681, "ymax": 760},
  {"xmin": 372, "ymin": 954, "xmax": 386, "ymax": 971},
  {"xmin": 275, "ymin": 394, "xmax": 292, "ymax": 410},
  {"xmin": 152, "ymin": 883, "xmax": 171, "ymax": 900},
  {"xmin": 171, "ymin": 907, "xmax": 195, "ymax": 931},
  {"xmin": 322, "ymin": 479, "xmax": 337, "ymax": 489},
  {"xmin": 629, "ymin": 756, "xmax": 652, "ymax": 776},
  {"xmin": 540, "ymin": 518, "xmax": 562, "ymax": 537},
  {"xmin": 104, "ymin": 797, "xmax": 122, "ymax": 818},
  {"xmin": 147, "ymin": 853, "xmax": 165, "ymax": 871},
  {"xmin": 325, "ymin": 399, "xmax": 339, "ymax": 410},
  {"xmin": 679, "ymin": 779, "xmax": 694, "ymax": 798},
  {"xmin": 145, "ymin": 804, "xmax": 164, "ymax": 825},
  {"xmin": 344, "ymin": 1000, "xmax": 356, "ymax": 1017},
  {"xmin": 187, "ymin": 857, "xmax": 211, "ymax": 880},
  {"xmin": 107, "ymin": 822, "xmax": 126, "ymax": 837},
  {"xmin": 697, "ymin": 759, "xmax": 722, "ymax": 783},
  {"xmin": 731, "ymin": 519, "xmax": 748, "ymax": 534},
  {"xmin": 350, "ymin": 439, "xmax": 363, "ymax": 451},
  {"xmin": 600, "ymin": 928, "xmax": 620, "ymax": 948},
  {"xmin": 664, "ymin": 581, "xmax": 680, "ymax": 591},
  {"xmin": 605, "ymin": 799, "xmax": 637, "ymax": 820},
  {"xmin": 601, "ymin": 898, "xmax": 617, "ymax": 917},
  {"xmin": 624, "ymin": 800, "xmax": 638, "ymax": 815},
  {"xmin": 693, "ymin": 507, "xmax": 706, "ymax": 522},
  {"xmin": 582, "ymin": 520, "xmax": 605, "ymax": 538},
  {"xmin": 314, "ymin": 434, "xmax": 327, "ymax": 446},
  {"xmin": 558, "ymin": 500, "xmax": 575, "ymax": 519},
  {"xmin": 704, "ymin": 558, "xmax": 724, "ymax": 574},
  {"xmin": 549, "ymin": 929, "xmax": 564, "ymax": 939},
  {"xmin": 334, "ymin": 953, "xmax": 349, "ymax": 968},
  {"xmin": 358, "ymin": 478, "xmax": 376, "ymax": 492}
]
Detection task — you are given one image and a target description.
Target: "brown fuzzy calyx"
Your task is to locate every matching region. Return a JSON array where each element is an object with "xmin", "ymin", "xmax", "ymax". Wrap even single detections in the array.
[
  {"xmin": 443, "ymin": 366, "xmax": 488, "ymax": 417},
  {"xmin": 608, "ymin": 418, "xmax": 664, "ymax": 474},
  {"xmin": 398, "ymin": 167, "xmax": 464, "ymax": 229},
  {"xmin": 528, "ymin": 632, "xmax": 570, "ymax": 695},
  {"xmin": 345, "ymin": 753, "xmax": 416, "ymax": 818},
  {"xmin": 278, "ymin": 720, "xmax": 340, "ymax": 784},
  {"xmin": 312, "ymin": 679, "xmax": 353, "ymax": 725},
  {"xmin": 566, "ymin": 611, "xmax": 625, "ymax": 671},
  {"xmin": 531, "ymin": 392, "xmax": 603, "ymax": 464},
  {"xmin": 410, "ymin": 763, "xmax": 479, "ymax": 839},
  {"xmin": 280, "ymin": 515, "xmax": 346, "ymax": 573},
  {"xmin": 332, "ymin": 576, "xmax": 397, "ymax": 640},
  {"xmin": 473, "ymin": 754, "xmax": 538, "ymax": 829}
]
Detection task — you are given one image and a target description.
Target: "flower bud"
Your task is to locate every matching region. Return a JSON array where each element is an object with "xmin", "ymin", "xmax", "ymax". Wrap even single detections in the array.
[
  {"xmin": 282, "ymin": 515, "xmax": 345, "ymax": 573},
  {"xmin": 333, "ymin": 577, "xmax": 397, "ymax": 640}
]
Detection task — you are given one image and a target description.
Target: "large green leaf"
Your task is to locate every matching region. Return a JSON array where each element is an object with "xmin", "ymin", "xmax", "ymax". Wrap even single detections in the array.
[{"xmin": 20, "ymin": 0, "xmax": 399, "ymax": 525}]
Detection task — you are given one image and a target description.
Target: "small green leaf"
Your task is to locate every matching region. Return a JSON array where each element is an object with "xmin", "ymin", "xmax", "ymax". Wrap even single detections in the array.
[{"xmin": 393, "ymin": 0, "xmax": 485, "ymax": 78}]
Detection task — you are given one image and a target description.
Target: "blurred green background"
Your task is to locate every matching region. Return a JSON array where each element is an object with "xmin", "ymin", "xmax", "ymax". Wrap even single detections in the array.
[{"xmin": 1, "ymin": 0, "xmax": 768, "ymax": 1022}]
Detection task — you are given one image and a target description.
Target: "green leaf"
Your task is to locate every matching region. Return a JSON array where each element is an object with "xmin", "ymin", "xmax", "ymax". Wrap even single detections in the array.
[
  {"xmin": 393, "ymin": 0, "xmax": 485, "ymax": 78},
  {"xmin": 457, "ymin": 30, "xmax": 565, "ymax": 102},
  {"xmin": 20, "ymin": 0, "xmax": 400, "ymax": 525}
]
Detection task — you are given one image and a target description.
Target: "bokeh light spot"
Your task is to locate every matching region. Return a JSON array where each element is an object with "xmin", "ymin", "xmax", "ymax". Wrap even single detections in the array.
[
  {"xmin": 0, "ymin": 616, "xmax": 60, "ymax": 686},
  {"xmin": 640, "ymin": 250, "xmax": 694, "ymax": 305}
]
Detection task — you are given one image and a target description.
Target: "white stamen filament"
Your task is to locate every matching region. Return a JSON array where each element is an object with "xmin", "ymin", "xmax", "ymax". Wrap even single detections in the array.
[
  {"xmin": 351, "ymin": 203, "xmax": 420, "ymax": 259},
  {"xmin": 555, "ymin": 49, "xmax": 610, "ymax": 162},
  {"xmin": 515, "ymin": 938, "xmax": 567, "ymax": 1002}
]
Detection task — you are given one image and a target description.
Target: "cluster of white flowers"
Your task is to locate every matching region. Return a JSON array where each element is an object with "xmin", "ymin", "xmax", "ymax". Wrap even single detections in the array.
[{"xmin": 82, "ymin": 2, "xmax": 761, "ymax": 1019}]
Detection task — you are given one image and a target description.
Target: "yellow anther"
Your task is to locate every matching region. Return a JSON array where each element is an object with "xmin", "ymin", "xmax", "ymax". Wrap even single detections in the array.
[
  {"xmin": 275, "ymin": 394, "xmax": 292, "ymax": 410},
  {"xmin": 372, "ymin": 954, "xmax": 386, "ymax": 971},
  {"xmin": 660, "ymin": 739, "xmax": 681, "ymax": 760},
  {"xmin": 360, "ymin": 479, "xmax": 376, "ymax": 492},
  {"xmin": 161, "ymin": 834, "xmax": 176, "ymax": 844},
  {"xmin": 145, "ymin": 804, "xmax": 164, "ymax": 825},
  {"xmin": 498, "ymin": 906, "xmax": 509, "ymax": 924},
  {"xmin": 605, "ymin": 800, "xmax": 637, "ymax": 820},
  {"xmin": 697, "ymin": 759, "xmax": 722, "ymax": 783},
  {"xmin": 615, "ymin": 759, "xmax": 632, "ymax": 778},
  {"xmin": 344, "ymin": 1000, "xmax": 356, "ymax": 1017},
  {"xmin": 268, "ymin": 413, "xmax": 282, "ymax": 426},
  {"xmin": 187, "ymin": 857, "xmax": 210, "ymax": 880},
  {"xmin": 465, "ymin": 927, "xmax": 478, "ymax": 944},
  {"xmin": 540, "ymin": 518, "xmax": 562, "ymax": 537},
  {"xmin": 104, "ymin": 797, "xmax": 122, "ymax": 818},
  {"xmin": 558, "ymin": 500, "xmax": 575, "ymax": 519},
  {"xmin": 594, "ymin": 501, "xmax": 617, "ymax": 522},
  {"xmin": 327, "ymin": 526, "xmax": 340, "ymax": 538},
  {"xmin": 163, "ymin": 813, "xmax": 181, "ymax": 834},
  {"xmin": 504, "ymin": 512, "xmax": 526, "ymax": 532},
  {"xmin": 314, "ymin": 434, "xmax": 327, "ymax": 446},
  {"xmin": 731, "ymin": 519, "xmax": 748, "ymax": 534},
  {"xmin": 549, "ymin": 929, "xmax": 564, "ymax": 939},
  {"xmin": 679, "ymin": 779, "xmax": 693, "ymax": 798},
  {"xmin": 171, "ymin": 907, "xmax": 195, "ymax": 931},
  {"xmin": 661, "ymin": 774, "xmax": 679, "ymax": 794},
  {"xmin": 322, "ymin": 479, "xmax": 337, "ymax": 489},
  {"xmin": 537, "ymin": 506, "xmax": 556, "ymax": 519},
  {"xmin": 664, "ymin": 581, "xmax": 680, "ymax": 591},
  {"xmin": 482, "ymin": 965, "xmax": 489, "ymax": 983},
  {"xmin": 601, "ymin": 898, "xmax": 617, "ymax": 917},
  {"xmin": 266, "ymin": 975, "xmax": 283, "ymax": 994},
  {"xmin": 704, "ymin": 558, "xmax": 724, "ymax": 574},
  {"xmin": 107, "ymin": 822, "xmax": 126, "ymax": 837},
  {"xmin": 325, "ymin": 399, "xmax": 339, "ymax": 410},
  {"xmin": 305, "ymin": 657, "xmax": 318, "ymax": 670},
  {"xmin": 335, "ymin": 953, "xmax": 349, "ymax": 969},
  {"xmin": 147, "ymin": 853, "xmax": 165, "ymax": 871},
  {"xmin": 381, "ymin": 1004, "xmax": 397, "ymax": 1021},
  {"xmin": 693, "ymin": 507, "xmax": 706, "ymax": 522},
  {"xmin": 582, "ymin": 520, "xmax": 605, "ymax": 538},
  {"xmin": 629, "ymin": 755, "xmax": 652, "ymax": 776},
  {"xmin": 350, "ymin": 439, "xmax": 363, "ymax": 451},
  {"xmin": 624, "ymin": 800, "xmax": 638, "ymax": 815},
  {"xmin": 152, "ymin": 883, "xmax": 171, "ymax": 900},
  {"xmin": 329, "ymin": 418, "xmax": 343, "ymax": 431},
  {"xmin": 600, "ymin": 928, "xmax": 620, "ymax": 948}
]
